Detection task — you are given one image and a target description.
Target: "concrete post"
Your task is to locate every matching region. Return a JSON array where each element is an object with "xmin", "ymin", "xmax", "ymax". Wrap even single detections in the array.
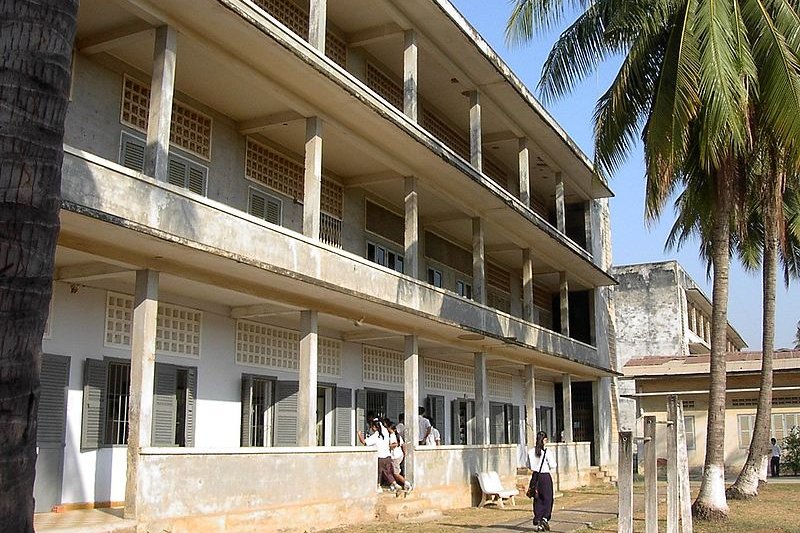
[
  {"xmin": 303, "ymin": 116, "xmax": 323, "ymax": 239},
  {"xmin": 559, "ymin": 271, "xmax": 570, "ymax": 337},
  {"xmin": 675, "ymin": 398, "xmax": 694, "ymax": 533},
  {"xmin": 403, "ymin": 30, "xmax": 418, "ymax": 121},
  {"xmin": 124, "ymin": 270, "xmax": 159, "ymax": 518},
  {"xmin": 468, "ymin": 90, "xmax": 482, "ymax": 171},
  {"xmin": 555, "ymin": 172, "xmax": 566, "ymax": 234},
  {"xmin": 643, "ymin": 416, "xmax": 657, "ymax": 533},
  {"xmin": 297, "ymin": 310, "xmax": 319, "ymax": 446},
  {"xmin": 144, "ymin": 26, "xmax": 177, "ymax": 183},
  {"xmin": 561, "ymin": 373, "xmax": 573, "ymax": 443},
  {"xmin": 522, "ymin": 248, "xmax": 535, "ymax": 323},
  {"xmin": 618, "ymin": 431, "xmax": 634, "ymax": 533},
  {"xmin": 307, "ymin": 0, "xmax": 326, "ymax": 52},
  {"xmin": 667, "ymin": 398, "xmax": 679, "ymax": 533},
  {"xmin": 474, "ymin": 352, "xmax": 490, "ymax": 446},
  {"xmin": 518, "ymin": 137, "xmax": 530, "ymax": 208},
  {"xmin": 404, "ymin": 335, "xmax": 420, "ymax": 481},
  {"xmin": 404, "ymin": 176, "xmax": 419, "ymax": 279},
  {"xmin": 472, "ymin": 217, "xmax": 486, "ymax": 305},
  {"xmin": 524, "ymin": 365, "xmax": 537, "ymax": 448}
]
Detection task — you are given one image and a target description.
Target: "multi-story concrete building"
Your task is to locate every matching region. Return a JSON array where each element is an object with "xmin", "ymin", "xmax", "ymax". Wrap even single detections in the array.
[{"xmin": 37, "ymin": 0, "xmax": 618, "ymax": 529}]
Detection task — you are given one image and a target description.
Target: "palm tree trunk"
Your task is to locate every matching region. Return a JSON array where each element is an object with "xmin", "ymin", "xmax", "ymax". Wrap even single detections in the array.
[
  {"xmin": 691, "ymin": 168, "xmax": 732, "ymax": 520},
  {"xmin": 727, "ymin": 164, "xmax": 780, "ymax": 500},
  {"xmin": 0, "ymin": 1, "xmax": 77, "ymax": 531}
]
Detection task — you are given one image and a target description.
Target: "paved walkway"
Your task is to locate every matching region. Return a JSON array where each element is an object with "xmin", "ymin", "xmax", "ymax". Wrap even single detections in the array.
[{"xmin": 475, "ymin": 493, "xmax": 621, "ymax": 532}]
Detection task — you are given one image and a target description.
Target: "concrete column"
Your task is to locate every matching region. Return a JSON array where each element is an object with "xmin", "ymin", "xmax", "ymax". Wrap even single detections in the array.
[
  {"xmin": 555, "ymin": 172, "xmax": 566, "ymax": 234},
  {"xmin": 124, "ymin": 270, "xmax": 159, "ymax": 518},
  {"xmin": 404, "ymin": 176, "xmax": 419, "ymax": 279},
  {"xmin": 468, "ymin": 90, "xmax": 482, "ymax": 171},
  {"xmin": 559, "ymin": 271, "xmax": 570, "ymax": 337},
  {"xmin": 303, "ymin": 116, "xmax": 323, "ymax": 239},
  {"xmin": 143, "ymin": 26, "xmax": 177, "ymax": 183},
  {"xmin": 403, "ymin": 30, "xmax": 418, "ymax": 121},
  {"xmin": 643, "ymin": 416, "xmax": 658, "ymax": 533},
  {"xmin": 561, "ymin": 373, "xmax": 573, "ymax": 443},
  {"xmin": 307, "ymin": 0, "xmax": 326, "ymax": 52},
  {"xmin": 618, "ymin": 431, "xmax": 634, "ymax": 533},
  {"xmin": 524, "ymin": 365, "xmax": 537, "ymax": 448},
  {"xmin": 518, "ymin": 137, "xmax": 530, "ymax": 208},
  {"xmin": 297, "ymin": 310, "xmax": 319, "ymax": 446},
  {"xmin": 472, "ymin": 217, "xmax": 486, "ymax": 305},
  {"xmin": 522, "ymin": 248, "xmax": 535, "ymax": 323},
  {"xmin": 404, "ymin": 335, "xmax": 420, "ymax": 481},
  {"xmin": 474, "ymin": 352, "xmax": 490, "ymax": 445}
]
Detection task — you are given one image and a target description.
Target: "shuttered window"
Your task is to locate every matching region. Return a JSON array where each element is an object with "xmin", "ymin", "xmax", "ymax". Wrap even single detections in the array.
[
  {"xmin": 489, "ymin": 402, "xmax": 519, "ymax": 445},
  {"xmin": 273, "ymin": 380, "xmax": 299, "ymax": 446},
  {"xmin": 38, "ymin": 354, "xmax": 70, "ymax": 447},
  {"xmin": 334, "ymin": 387, "xmax": 352, "ymax": 446},
  {"xmin": 240, "ymin": 375, "xmax": 275, "ymax": 447},
  {"xmin": 80, "ymin": 359, "xmax": 197, "ymax": 449},
  {"xmin": 248, "ymin": 188, "xmax": 282, "ymax": 225},
  {"xmin": 119, "ymin": 132, "xmax": 208, "ymax": 196}
]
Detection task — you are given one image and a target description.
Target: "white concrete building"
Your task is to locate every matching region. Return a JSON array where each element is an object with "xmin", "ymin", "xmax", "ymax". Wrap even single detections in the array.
[{"xmin": 37, "ymin": 0, "xmax": 618, "ymax": 529}]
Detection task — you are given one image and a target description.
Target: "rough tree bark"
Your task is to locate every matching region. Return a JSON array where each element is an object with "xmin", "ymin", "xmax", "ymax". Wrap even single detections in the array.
[{"xmin": 0, "ymin": 1, "xmax": 77, "ymax": 531}]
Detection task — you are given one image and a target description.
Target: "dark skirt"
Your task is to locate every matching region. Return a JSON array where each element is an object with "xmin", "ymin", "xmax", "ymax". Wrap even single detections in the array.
[
  {"xmin": 378, "ymin": 456, "xmax": 397, "ymax": 485},
  {"xmin": 530, "ymin": 472, "xmax": 554, "ymax": 524}
]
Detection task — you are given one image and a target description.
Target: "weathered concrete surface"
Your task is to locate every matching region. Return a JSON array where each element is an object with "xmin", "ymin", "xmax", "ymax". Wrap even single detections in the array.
[{"xmin": 135, "ymin": 447, "xmax": 376, "ymax": 532}]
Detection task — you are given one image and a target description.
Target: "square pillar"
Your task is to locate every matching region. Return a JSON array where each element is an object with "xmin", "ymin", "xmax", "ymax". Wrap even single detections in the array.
[
  {"xmin": 518, "ymin": 137, "xmax": 530, "ymax": 208},
  {"xmin": 522, "ymin": 248, "xmax": 535, "ymax": 323},
  {"xmin": 403, "ymin": 30, "xmax": 418, "ymax": 121},
  {"xmin": 297, "ymin": 310, "xmax": 319, "ymax": 446},
  {"xmin": 559, "ymin": 271, "xmax": 570, "ymax": 337},
  {"xmin": 468, "ymin": 90, "xmax": 482, "ymax": 171},
  {"xmin": 307, "ymin": 0, "xmax": 327, "ymax": 52},
  {"xmin": 472, "ymin": 217, "xmax": 486, "ymax": 305},
  {"xmin": 474, "ymin": 352, "xmax": 490, "ymax": 446},
  {"xmin": 143, "ymin": 26, "xmax": 177, "ymax": 183},
  {"xmin": 125, "ymin": 270, "xmax": 159, "ymax": 518},
  {"xmin": 555, "ymin": 172, "xmax": 566, "ymax": 234},
  {"xmin": 524, "ymin": 365, "xmax": 537, "ymax": 448},
  {"xmin": 404, "ymin": 335, "xmax": 420, "ymax": 482},
  {"xmin": 404, "ymin": 176, "xmax": 419, "ymax": 279},
  {"xmin": 303, "ymin": 116, "xmax": 323, "ymax": 239},
  {"xmin": 562, "ymin": 373, "xmax": 573, "ymax": 443}
]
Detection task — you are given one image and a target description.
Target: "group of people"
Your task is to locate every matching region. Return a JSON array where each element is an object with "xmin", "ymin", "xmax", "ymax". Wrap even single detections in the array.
[{"xmin": 358, "ymin": 409, "xmax": 556, "ymax": 531}]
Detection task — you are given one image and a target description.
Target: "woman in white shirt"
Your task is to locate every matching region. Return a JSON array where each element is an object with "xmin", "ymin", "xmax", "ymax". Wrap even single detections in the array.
[
  {"xmin": 358, "ymin": 418, "xmax": 401, "ymax": 493},
  {"xmin": 424, "ymin": 416, "xmax": 441, "ymax": 446},
  {"xmin": 527, "ymin": 431, "xmax": 557, "ymax": 531}
]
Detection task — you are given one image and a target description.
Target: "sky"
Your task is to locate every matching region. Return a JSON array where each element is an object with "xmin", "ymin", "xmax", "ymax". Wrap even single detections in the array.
[{"xmin": 450, "ymin": 0, "xmax": 799, "ymax": 350}]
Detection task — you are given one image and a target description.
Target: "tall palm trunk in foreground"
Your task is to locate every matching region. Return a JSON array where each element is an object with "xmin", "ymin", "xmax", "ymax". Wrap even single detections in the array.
[{"xmin": 0, "ymin": 1, "xmax": 78, "ymax": 531}]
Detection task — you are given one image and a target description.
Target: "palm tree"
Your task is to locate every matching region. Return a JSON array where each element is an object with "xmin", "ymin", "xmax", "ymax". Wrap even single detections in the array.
[
  {"xmin": 796, "ymin": 321, "xmax": 800, "ymax": 349},
  {"xmin": 0, "ymin": 1, "xmax": 78, "ymax": 531},
  {"xmin": 507, "ymin": 0, "xmax": 800, "ymax": 519}
]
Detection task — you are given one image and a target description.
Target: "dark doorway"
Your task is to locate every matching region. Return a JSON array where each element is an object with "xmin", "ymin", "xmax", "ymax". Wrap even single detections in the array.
[{"xmin": 572, "ymin": 381, "xmax": 596, "ymax": 465}]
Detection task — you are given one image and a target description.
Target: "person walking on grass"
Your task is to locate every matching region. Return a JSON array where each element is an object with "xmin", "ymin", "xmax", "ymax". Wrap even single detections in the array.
[
  {"xmin": 527, "ymin": 431, "xmax": 556, "ymax": 531},
  {"xmin": 771, "ymin": 438, "xmax": 781, "ymax": 477}
]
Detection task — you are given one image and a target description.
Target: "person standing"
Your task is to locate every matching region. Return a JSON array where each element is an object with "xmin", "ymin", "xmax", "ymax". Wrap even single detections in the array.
[
  {"xmin": 387, "ymin": 423, "xmax": 412, "ymax": 492},
  {"xmin": 527, "ymin": 431, "xmax": 556, "ymax": 531},
  {"xmin": 771, "ymin": 437, "xmax": 782, "ymax": 477},
  {"xmin": 418, "ymin": 406, "xmax": 431, "ymax": 445},
  {"xmin": 358, "ymin": 418, "xmax": 402, "ymax": 493},
  {"xmin": 425, "ymin": 416, "xmax": 441, "ymax": 446}
]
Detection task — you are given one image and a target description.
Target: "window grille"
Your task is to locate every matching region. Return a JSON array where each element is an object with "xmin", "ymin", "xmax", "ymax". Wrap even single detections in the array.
[
  {"xmin": 421, "ymin": 107, "xmax": 469, "ymax": 160},
  {"xmin": 105, "ymin": 361, "xmax": 131, "ymax": 445},
  {"xmin": 120, "ymin": 75, "xmax": 212, "ymax": 160},
  {"xmin": 366, "ymin": 241, "xmax": 404, "ymax": 273},
  {"xmin": 684, "ymin": 415, "xmax": 696, "ymax": 450},
  {"xmin": 683, "ymin": 400, "xmax": 696, "ymax": 409},
  {"xmin": 362, "ymin": 345, "xmax": 403, "ymax": 385},
  {"xmin": 483, "ymin": 157, "xmax": 509, "ymax": 190},
  {"xmin": 365, "ymin": 62, "xmax": 403, "ymax": 110},
  {"xmin": 235, "ymin": 320, "xmax": 341, "ymax": 376},
  {"xmin": 251, "ymin": 0, "xmax": 347, "ymax": 67},
  {"xmin": 321, "ymin": 177, "xmax": 343, "ymax": 218},
  {"xmin": 488, "ymin": 371, "xmax": 512, "ymax": 400},
  {"xmin": 424, "ymin": 359, "xmax": 474, "ymax": 395},
  {"xmin": 248, "ymin": 377, "xmax": 273, "ymax": 446},
  {"xmin": 104, "ymin": 292, "xmax": 202, "ymax": 358},
  {"xmin": 487, "ymin": 263, "xmax": 511, "ymax": 292},
  {"xmin": 320, "ymin": 212, "xmax": 342, "ymax": 248}
]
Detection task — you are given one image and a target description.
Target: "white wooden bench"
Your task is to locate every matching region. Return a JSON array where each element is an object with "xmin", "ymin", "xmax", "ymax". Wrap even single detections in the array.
[{"xmin": 476, "ymin": 471, "xmax": 519, "ymax": 508}]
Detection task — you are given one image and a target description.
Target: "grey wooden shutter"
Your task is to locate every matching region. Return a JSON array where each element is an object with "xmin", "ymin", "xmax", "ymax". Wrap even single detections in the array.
[
  {"xmin": 241, "ymin": 375, "xmax": 254, "ymax": 446},
  {"xmin": 334, "ymin": 387, "xmax": 352, "ymax": 446},
  {"xmin": 490, "ymin": 402, "xmax": 505, "ymax": 444},
  {"xmin": 81, "ymin": 359, "xmax": 107, "ymax": 450},
  {"xmin": 249, "ymin": 192, "xmax": 266, "ymax": 220},
  {"xmin": 120, "ymin": 134, "xmax": 145, "ymax": 172},
  {"xmin": 265, "ymin": 196, "xmax": 281, "ymax": 224},
  {"xmin": 433, "ymin": 395, "xmax": 445, "ymax": 443},
  {"xmin": 355, "ymin": 389, "xmax": 367, "ymax": 435},
  {"xmin": 152, "ymin": 363, "xmax": 177, "ymax": 446},
  {"xmin": 187, "ymin": 166, "xmax": 206, "ymax": 195},
  {"xmin": 39, "ymin": 354, "xmax": 70, "ymax": 446},
  {"xmin": 184, "ymin": 367, "xmax": 197, "ymax": 447},
  {"xmin": 273, "ymin": 380, "xmax": 298, "ymax": 446},
  {"xmin": 510, "ymin": 405, "xmax": 520, "ymax": 444},
  {"xmin": 451, "ymin": 399, "xmax": 461, "ymax": 444},
  {"xmin": 167, "ymin": 158, "xmax": 188, "ymax": 188},
  {"xmin": 386, "ymin": 391, "xmax": 403, "ymax": 425}
]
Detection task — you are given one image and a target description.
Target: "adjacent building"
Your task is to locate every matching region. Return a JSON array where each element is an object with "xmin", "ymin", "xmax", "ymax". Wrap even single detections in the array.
[{"xmin": 37, "ymin": 0, "xmax": 619, "ymax": 529}]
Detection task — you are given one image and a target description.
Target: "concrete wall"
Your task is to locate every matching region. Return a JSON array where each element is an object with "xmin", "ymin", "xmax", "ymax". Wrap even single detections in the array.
[
  {"xmin": 135, "ymin": 447, "xmax": 375, "ymax": 533},
  {"xmin": 551, "ymin": 442, "xmax": 593, "ymax": 490}
]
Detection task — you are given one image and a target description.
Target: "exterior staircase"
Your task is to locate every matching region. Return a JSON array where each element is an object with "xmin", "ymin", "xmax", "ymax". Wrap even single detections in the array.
[
  {"xmin": 375, "ymin": 491, "xmax": 443, "ymax": 523},
  {"xmin": 589, "ymin": 465, "xmax": 618, "ymax": 485}
]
